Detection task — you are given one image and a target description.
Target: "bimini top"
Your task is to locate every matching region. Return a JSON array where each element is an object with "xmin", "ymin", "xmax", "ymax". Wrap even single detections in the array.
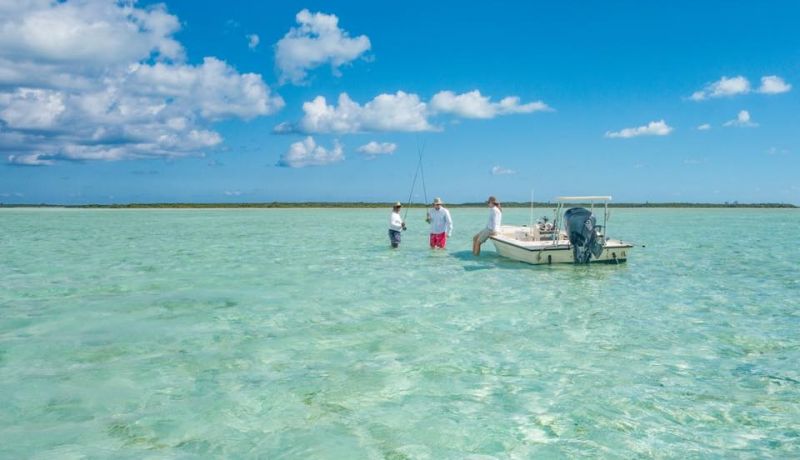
[{"xmin": 555, "ymin": 196, "xmax": 612, "ymax": 202}]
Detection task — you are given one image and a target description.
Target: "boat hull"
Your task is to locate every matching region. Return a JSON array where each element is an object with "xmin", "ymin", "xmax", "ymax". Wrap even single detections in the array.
[{"xmin": 490, "ymin": 235, "xmax": 633, "ymax": 265}]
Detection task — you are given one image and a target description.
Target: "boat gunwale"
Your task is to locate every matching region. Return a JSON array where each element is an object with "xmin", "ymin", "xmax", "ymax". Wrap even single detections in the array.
[{"xmin": 489, "ymin": 235, "xmax": 634, "ymax": 253}]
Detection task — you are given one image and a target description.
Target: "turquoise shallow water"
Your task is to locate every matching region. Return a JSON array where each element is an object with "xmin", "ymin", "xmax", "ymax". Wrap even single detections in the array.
[{"xmin": 1, "ymin": 207, "xmax": 799, "ymax": 458}]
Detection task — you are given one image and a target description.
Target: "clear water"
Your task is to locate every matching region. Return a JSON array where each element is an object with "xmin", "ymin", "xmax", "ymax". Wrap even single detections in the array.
[{"xmin": 1, "ymin": 208, "xmax": 798, "ymax": 458}]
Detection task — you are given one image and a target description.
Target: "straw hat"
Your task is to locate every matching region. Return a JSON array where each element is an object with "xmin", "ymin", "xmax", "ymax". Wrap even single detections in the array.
[
  {"xmin": 432, "ymin": 197, "xmax": 443, "ymax": 205},
  {"xmin": 393, "ymin": 202, "xmax": 402, "ymax": 208}
]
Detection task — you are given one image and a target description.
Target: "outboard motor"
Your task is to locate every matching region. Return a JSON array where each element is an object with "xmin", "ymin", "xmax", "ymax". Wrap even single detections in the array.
[{"xmin": 564, "ymin": 207, "xmax": 604, "ymax": 263}]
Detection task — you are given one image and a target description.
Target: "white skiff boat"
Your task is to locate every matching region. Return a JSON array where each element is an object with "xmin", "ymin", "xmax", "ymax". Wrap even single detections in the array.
[{"xmin": 490, "ymin": 196, "xmax": 634, "ymax": 265}]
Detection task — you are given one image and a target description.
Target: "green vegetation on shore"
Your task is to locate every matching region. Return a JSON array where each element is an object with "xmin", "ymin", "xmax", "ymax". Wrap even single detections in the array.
[{"xmin": 1, "ymin": 201, "xmax": 796, "ymax": 209}]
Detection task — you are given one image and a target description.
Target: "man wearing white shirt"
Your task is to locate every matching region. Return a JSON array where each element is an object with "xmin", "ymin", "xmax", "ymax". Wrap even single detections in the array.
[
  {"xmin": 473, "ymin": 196, "xmax": 502, "ymax": 256},
  {"xmin": 388, "ymin": 202, "xmax": 406, "ymax": 248},
  {"xmin": 426, "ymin": 197, "xmax": 453, "ymax": 249}
]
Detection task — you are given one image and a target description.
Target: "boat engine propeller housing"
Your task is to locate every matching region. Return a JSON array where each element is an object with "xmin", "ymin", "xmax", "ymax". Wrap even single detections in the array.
[{"xmin": 564, "ymin": 207, "xmax": 604, "ymax": 263}]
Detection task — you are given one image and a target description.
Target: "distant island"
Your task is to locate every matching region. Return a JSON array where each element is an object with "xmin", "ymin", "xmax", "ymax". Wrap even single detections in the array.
[{"xmin": 1, "ymin": 201, "xmax": 796, "ymax": 208}]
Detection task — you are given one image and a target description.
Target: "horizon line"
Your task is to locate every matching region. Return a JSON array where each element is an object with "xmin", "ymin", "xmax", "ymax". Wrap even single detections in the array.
[{"xmin": 1, "ymin": 201, "xmax": 796, "ymax": 209}]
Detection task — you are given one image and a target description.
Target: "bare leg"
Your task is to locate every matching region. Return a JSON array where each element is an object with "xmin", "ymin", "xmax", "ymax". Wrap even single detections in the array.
[{"xmin": 472, "ymin": 234, "xmax": 481, "ymax": 256}]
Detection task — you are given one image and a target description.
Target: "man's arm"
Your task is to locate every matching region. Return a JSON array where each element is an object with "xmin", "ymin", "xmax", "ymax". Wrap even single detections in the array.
[{"xmin": 446, "ymin": 209, "xmax": 453, "ymax": 235}]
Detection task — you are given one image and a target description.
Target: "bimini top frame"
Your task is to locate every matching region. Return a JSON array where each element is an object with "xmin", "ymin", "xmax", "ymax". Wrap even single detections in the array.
[{"xmin": 555, "ymin": 196, "xmax": 612, "ymax": 202}]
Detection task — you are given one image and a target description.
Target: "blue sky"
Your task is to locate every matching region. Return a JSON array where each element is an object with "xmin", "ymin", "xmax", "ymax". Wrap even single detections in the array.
[{"xmin": 1, "ymin": 1, "xmax": 798, "ymax": 204}]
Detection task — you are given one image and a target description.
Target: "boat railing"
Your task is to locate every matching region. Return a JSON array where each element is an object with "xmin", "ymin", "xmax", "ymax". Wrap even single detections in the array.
[{"xmin": 507, "ymin": 225, "xmax": 565, "ymax": 243}]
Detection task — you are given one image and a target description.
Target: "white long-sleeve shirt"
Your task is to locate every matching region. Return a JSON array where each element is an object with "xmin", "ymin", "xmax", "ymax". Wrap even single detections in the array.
[
  {"xmin": 428, "ymin": 207, "xmax": 453, "ymax": 235},
  {"xmin": 389, "ymin": 211, "xmax": 404, "ymax": 231},
  {"xmin": 487, "ymin": 206, "xmax": 501, "ymax": 231}
]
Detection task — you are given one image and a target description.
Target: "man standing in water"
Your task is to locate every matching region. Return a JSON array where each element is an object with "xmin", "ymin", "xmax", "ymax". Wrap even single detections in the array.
[
  {"xmin": 388, "ymin": 202, "xmax": 406, "ymax": 248},
  {"xmin": 473, "ymin": 196, "xmax": 502, "ymax": 256},
  {"xmin": 426, "ymin": 197, "xmax": 453, "ymax": 249}
]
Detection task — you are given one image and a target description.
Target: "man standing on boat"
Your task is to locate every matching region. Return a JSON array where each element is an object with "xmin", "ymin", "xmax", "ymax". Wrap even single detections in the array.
[
  {"xmin": 473, "ymin": 196, "xmax": 502, "ymax": 256},
  {"xmin": 426, "ymin": 197, "xmax": 453, "ymax": 249},
  {"xmin": 388, "ymin": 202, "xmax": 406, "ymax": 248}
]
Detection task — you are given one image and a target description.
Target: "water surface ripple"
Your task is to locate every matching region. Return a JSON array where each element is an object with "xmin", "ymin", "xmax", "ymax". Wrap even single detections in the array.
[{"xmin": 1, "ymin": 208, "xmax": 798, "ymax": 458}]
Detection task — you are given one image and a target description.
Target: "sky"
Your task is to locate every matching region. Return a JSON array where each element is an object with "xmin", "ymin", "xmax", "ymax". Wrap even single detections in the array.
[{"xmin": 0, "ymin": 0, "xmax": 798, "ymax": 205}]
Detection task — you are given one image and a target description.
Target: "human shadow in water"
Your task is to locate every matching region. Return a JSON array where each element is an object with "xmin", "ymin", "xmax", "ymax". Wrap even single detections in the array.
[{"xmin": 450, "ymin": 249, "xmax": 534, "ymax": 271}]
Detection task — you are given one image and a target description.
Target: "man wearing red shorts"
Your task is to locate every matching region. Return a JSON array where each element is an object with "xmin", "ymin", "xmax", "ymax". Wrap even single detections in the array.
[{"xmin": 426, "ymin": 197, "xmax": 453, "ymax": 249}]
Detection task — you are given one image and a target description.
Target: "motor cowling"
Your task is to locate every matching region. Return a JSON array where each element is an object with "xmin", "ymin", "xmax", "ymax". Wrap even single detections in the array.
[{"xmin": 564, "ymin": 207, "xmax": 604, "ymax": 263}]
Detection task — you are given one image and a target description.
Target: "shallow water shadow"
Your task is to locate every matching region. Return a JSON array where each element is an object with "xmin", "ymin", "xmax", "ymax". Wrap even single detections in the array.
[
  {"xmin": 450, "ymin": 250, "xmax": 478, "ymax": 261},
  {"xmin": 462, "ymin": 264, "xmax": 495, "ymax": 272},
  {"xmin": 450, "ymin": 250, "xmax": 540, "ymax": 271},
  {"xmin": 450, "ymin": 250, "xmax": 494, "ymax": 271},
  {"xmin": 451, "ymin": 249, "xmax": 632, "ymax": 274}
]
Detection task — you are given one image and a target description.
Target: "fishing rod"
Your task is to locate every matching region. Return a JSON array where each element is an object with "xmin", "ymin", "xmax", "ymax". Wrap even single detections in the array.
[
  {"xmin": 529, "ymin": 188, "xmax": 534, "ymax": 230},
  {"xmin": 403, "ymin": 157, "xmax": 421, "ymax": 221},
  {"xmin": 403, "ymin": 140, "xmax": 427, "ymax": 222},
  {"xmin": 417, "ymin": 140, "xmax": 428, "ymax": 205}
]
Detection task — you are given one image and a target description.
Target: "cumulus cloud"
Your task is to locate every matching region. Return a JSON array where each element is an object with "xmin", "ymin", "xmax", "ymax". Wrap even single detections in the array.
[
  {"xmin": 278, "ymin": 92, "xmax": 433, "ymax": 134},
  {"xmin": 0, "ymin": 0, "xmax": 283, "ymax": 166},
  {"xmin": 357, "ymin": 141, "xmax": 397, "ymax": 156},
  {"xmin": 275, "ymin": 9, "xmax": 371, "ymax": 84},
  {"xmin": 757, "ymin": 75, "xmax": 791, "ymax": 94},
  {"xmin": 7, "ymin": 153, "xmax": 54, "ymax": 166},
  {"xmin": 430, "ymin": 90, "xmax": 551, "ymax": 118},
  {"xmin": 130, "ymin": 58, "xmax": 283, "ymax": 120},
  {"xmin": 0, "ymin": 88, "xmax": 65, "ymax": 129},
  {"xmin": 691, "ymin": 75, "xmax": 792, "ymax": 100},
  {"xmin": 690, "ymin": 75, "xmax": 751, "ymax": 101},
  {"xmin": 277, "ymin": 136, "xmax": 344, "ymax": 167},
  {"xmin": 0, "ymin": 0, "xmax": 183, "ymax": 68},
  {"xmin": 276, "ymin": 90, "xmax": 551, "ymax": 134},
  {"xmin": 723, "ymin": 110, "xmax": 758, "ymax": 127},
  {"xmin": 491, "ymin": 165, "xmax": 515, "ymax": 175},
  {"xmin": 697, "ymin": 123, "xmax": 711, "ymax": 131},
  {"xmin": 605, "ymin": 120, "xmax": 673, "ymax": 138},
  {"xmin": 247, "ymin": 34, "xmax": 260, "ymax": 50}
]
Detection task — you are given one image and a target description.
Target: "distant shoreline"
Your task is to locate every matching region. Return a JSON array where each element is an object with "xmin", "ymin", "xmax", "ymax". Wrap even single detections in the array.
[{"xmin": 1, "ymin": 202, "xmax": 796, "ymax": 209}]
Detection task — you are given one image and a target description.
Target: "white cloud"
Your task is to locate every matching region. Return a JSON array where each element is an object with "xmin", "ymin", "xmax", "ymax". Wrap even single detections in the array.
[
  {"xmin": 723, "ymin": 110, "xmax": 758, "ymax": 127},
  {"xmin": 275, "ymin": 9, "xmax": 371, "ymax": 84},
  {"xmin": 283, "ymin": 92, "xmax": 434, "ymax": 134},
  {"xmin": 491, "ymin": 165, "xmax": 515, "ymax": 175},
  {"xmin": 7, "ymin": 153, "xmax": 54, "ymax": 166},
  {"xmin": 430, "ymin": 90, "xmax": 551, "ymax": 118},
  {"xmin": 277, "ymin": 89, "xmax": 551, "ymax": 134},
  {"xmin": 0, "ymin": 88, "xmax": 65, "ymax": 129},
  {"xmin": 757, "ymin": 75, "xmax": 791, "ymax": 94},
  {"xmin": 247, "ymin": 34, "xmax": 260, "ymax": 50},
  {"xmin": 224, "ymin": 190, "xmax": 242, "ymax": 196},
  {"xmin": 690, "ymin": 75, "xmax": 751, "ymax": 101},
  {"xmin": 691, "ymin": 75, "xmax": 791, "ymax": 100},
  {"xmin": 0, "ymin": 1, "xmax": 283, "ymax": 165},
  {"xmin": 605, "ymin": 120, "xmax": 673, "ymax": 138},
  {"xmin": 130, "ymin": 58, "xmax": 284, "ymax": 120},
  {"xmin": 697, "ymin": 123, "xmax": 711, "ymax": 131},
  {"xmin": 0, "ymin": 0, "xmax": 183, "ymax": 68},
  {"xmin": 277, "ymin": 136, "xmax": 344, "ymax": 167},
  {"xmin": 766, "ymin": 147, "xmax": 789, "ymax": 155},
  {"xmin": 357, "ymin": 141, "xmax": 397, "ymax": 155}
]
